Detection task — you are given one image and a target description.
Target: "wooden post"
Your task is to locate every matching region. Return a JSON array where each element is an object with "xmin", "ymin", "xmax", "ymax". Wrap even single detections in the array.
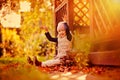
[{"xmin": 67, "ymin": 0, "xmax": 73, "ymax": 31}]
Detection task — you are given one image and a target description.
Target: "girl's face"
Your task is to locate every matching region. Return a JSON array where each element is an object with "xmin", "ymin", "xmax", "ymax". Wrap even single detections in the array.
[{"xmin": 57, "ymin": 25, "xmax": 66, "ymax": 38}]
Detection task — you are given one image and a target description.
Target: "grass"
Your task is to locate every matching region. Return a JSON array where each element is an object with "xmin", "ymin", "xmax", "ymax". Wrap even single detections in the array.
[{"xmin": 0, "ymin": 57, "xmax": 53, "ymax": 80}]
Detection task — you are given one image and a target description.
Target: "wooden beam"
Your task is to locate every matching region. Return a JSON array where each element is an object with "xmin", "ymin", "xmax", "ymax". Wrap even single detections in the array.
[
  {"xmin": 55, "ymin": 0, "xmax": 67, "ymax": 13},
  {"xmin": 89, "ymin": 49, "xmax": 120, "ymax": 66},
  {"xmin": 94, "ymin": 0, "xmax": 108, "ymax": 34},
  {"xmin": 99, "ymin": 0, "xmax": 113, "ymax": 30},
  {"xmin": 89, "ymin": 0, "xmax": 94, "ymax": 38},
  {"xmin": 67, "ymin": 0, "xmax": 73, "ymax": 31},
  {"xmin": 94, "ymin": 16, "xmax": 102, "ymax": 34}
]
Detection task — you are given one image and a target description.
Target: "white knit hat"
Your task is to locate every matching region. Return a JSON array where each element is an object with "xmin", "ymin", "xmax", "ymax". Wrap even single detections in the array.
[{"xmin": 57, "ymin": 21, "xmax": 66, "ymax": 31}]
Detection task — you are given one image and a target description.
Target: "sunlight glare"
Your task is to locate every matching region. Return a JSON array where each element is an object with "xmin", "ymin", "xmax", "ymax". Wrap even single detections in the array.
[
  {"xmin": 20, "ymin": 1, "xmax": 31, "ymax": 12},
  {"xmin": 1, "ymin": 12, "xmax": 21, "ymax": 28}
]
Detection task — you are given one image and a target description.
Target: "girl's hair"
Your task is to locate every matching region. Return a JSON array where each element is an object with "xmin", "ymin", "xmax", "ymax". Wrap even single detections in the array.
[{"xmin": 57, "ymin": 21, "xmax": 72, "ymax": 41}]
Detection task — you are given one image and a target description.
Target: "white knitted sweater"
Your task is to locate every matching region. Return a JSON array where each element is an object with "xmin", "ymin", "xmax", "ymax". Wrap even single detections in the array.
[{"xmin": 56, "ymin": 36, "xmax": 72, "ymax": 58}]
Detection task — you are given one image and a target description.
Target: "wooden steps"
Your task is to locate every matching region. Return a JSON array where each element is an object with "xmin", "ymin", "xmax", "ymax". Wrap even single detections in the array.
[
  {"xmin": 89, "ymin": 50, "xmax": 120, "ymax": 66},
  {"xmin": 89, "ymin": 38, "xmax": 120, "ymax": 66}
]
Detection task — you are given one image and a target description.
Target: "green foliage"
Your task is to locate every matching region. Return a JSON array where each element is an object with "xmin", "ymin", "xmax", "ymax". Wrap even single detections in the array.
[
  {"xmin": 0, "ymin": 57, "xmax": 52, "ymax": 80},
  {"xmin": 0, "ymin": 63, "xmax": 52, "ymax": 80},
  {"xmin": 75, "ymin": 52, "xmax": 89, "ymax": 69},
  {"xmin": 1, "ymin": 0, "xmax": 55, "ymax": 58},
  {"xmin": 73, "ymin": 30, "xmax": 91, "ymax": 53},
  {"xmin": 0, "ymin": 57, "xmax": 26, "ymax": 64},
  {"xmin": 38, "ymin": 41, "xmax": 55, "ymax": 58},
  {"xmin": 18, "ymin": 0, "xmax": 54, "ymax": 57},
  {"xmin": 72, "ymin": 29, "xmax": 91, "ymax": 68}
]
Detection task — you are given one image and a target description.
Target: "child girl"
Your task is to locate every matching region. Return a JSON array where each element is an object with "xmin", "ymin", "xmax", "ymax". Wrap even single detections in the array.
[{"xmin": 27, "ymin": 21, "xmax": 72, "ymax": 67}]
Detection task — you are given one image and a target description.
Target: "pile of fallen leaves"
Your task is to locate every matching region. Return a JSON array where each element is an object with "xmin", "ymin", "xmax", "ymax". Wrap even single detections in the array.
[
  {"xmin": 38, "ymin": 65, "xmax": 80, "ymax": 74},
  {"xmin": 1, "ymin": 62, "xmax": 120, "ymax": 80},
  {"xmin": 37, "ymin": 64, "xmax": 120, "ymax": 75}
]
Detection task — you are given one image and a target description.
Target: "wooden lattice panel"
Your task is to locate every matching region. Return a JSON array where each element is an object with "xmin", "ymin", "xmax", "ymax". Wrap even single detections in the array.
[
  {"xmin": 73, "ymin": 0, "xmax": 89, "ymax": 27},
  {"xmin": 89, "ymin": 0, "xmax": 120, "ymax": 66},
  {"xmin": 54, "ymin": 0, "xmax": 90, "ymax": 32},
  {"xmin": 90, "ymin": 0, "xmax": 120, "ymax": 38}
]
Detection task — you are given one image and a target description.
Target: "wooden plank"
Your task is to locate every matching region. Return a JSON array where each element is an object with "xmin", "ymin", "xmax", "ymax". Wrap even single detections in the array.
[
  {"xmin": 89, "ymin": 35, "xmax": 120, "ymax": 66},
  {"xmin": 89, "ymin": 49, "xmax": 120, "ymax": 66},
  {"xmin": 99, "ymin": 0, "xmax": 113, "ymax": 30},
  {"xmin": 94, "ymin": 16, "xmax": 102, "ymax": 34},
  {"xmin": 94, "ymin": 0, "xmax": 108, "ymax": 34},
  {"xmin": 55, "ymin": 0, "xmax": 67, "ymax": 13},
  {"xmin": 89, "ymin": 0, "xmax": 94, "ymax": 38},
  {"xmin": 67, "ymin": 0, "xmax": 73, "ymax": 30}
]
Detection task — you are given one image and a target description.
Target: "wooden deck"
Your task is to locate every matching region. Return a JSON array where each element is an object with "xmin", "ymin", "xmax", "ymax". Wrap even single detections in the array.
[
  {"xmin": 89, "ymin": 38, "xmax": 120, "ymax": 66},
  {"xmin": 89, "ymin": 50, "xmax": 120, "ymax": 66}
]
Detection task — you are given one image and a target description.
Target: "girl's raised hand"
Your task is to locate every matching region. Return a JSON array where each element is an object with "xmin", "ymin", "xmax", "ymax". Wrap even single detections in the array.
[
  {"xmin": 62, "ymin": 14, "xmax": 67, "ymax": 22},
  {"xmin": 40, "ymin": 26, "xmax": 48, "ymax": 32}
]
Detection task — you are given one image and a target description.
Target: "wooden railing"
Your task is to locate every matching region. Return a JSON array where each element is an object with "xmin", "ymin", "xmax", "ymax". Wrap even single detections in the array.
[
  {"xmin": 90, "ymin": 0, "xmax": 119, "ymax": 39},
  {"xmin": 89, "ymin": 0, "xmax": 120, "ymax": 66},
  {"xmin": 54, "ymin": 0, "xmax": 90, "ymax": 32}
]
